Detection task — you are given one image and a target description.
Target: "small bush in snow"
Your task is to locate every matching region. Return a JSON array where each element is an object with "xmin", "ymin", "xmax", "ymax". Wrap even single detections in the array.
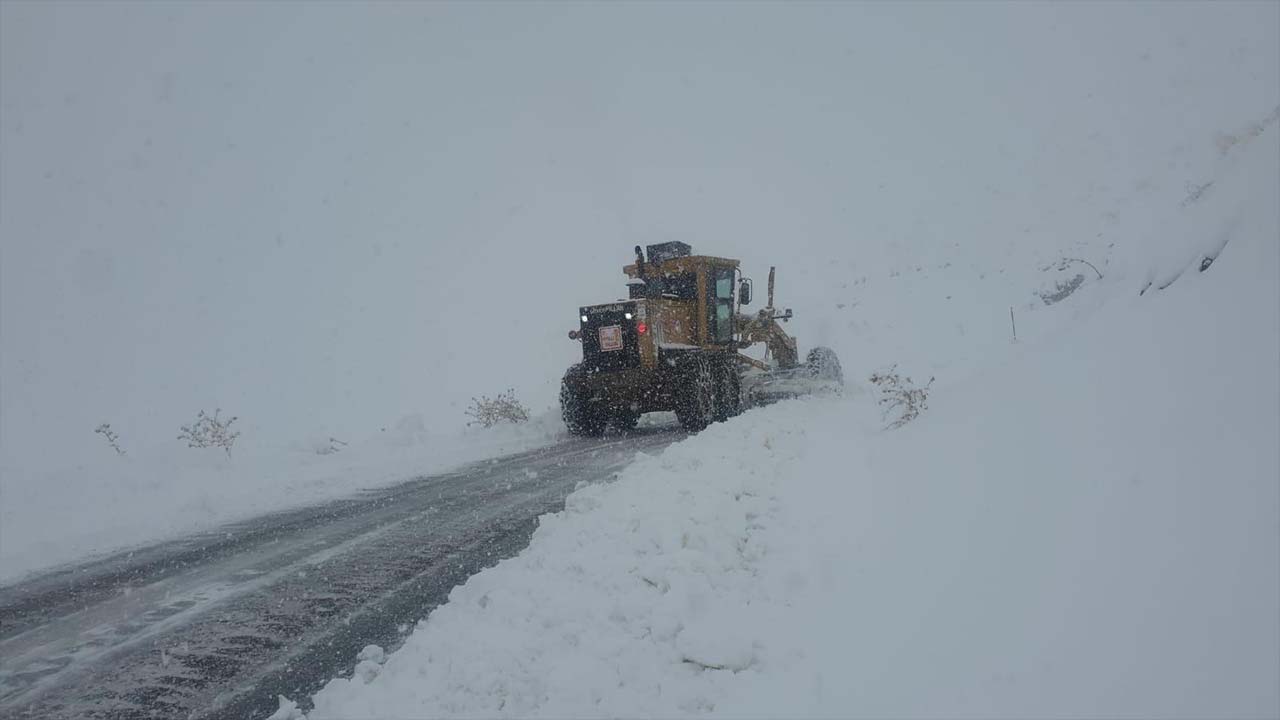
[
  {"xmin": 870, "ymin": 366, "xmax": 934, "ymax": 430},
  {"xmin": 1038, "ymin": 273, "xmax": 1085, "ymax": 306},
  {"xmin": 178, "ymin": 408, "xmax": 240, "ymax": 455},
  {"xmin": 1036, "ymin": 257, "xmax": 1102, "ymax": 306},
  {"xmin": 315, "ymin": 437, "xmax": 348, "ymax": 455},
  {"xmin": 94, "ymin": 423, "xmax": 126, "ymax": 456},
  {"xmin": 465, "ymin": 389, "xmax": 530, "ymax": 428}
]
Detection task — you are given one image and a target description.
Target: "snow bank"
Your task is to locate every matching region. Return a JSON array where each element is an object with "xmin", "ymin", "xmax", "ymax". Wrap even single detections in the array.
[
  {"xmin": 0, "ymin": 412, "xmax": 563, "ymax": 584},
  {"xmin": 306, "ymin": 126, "xmax": 1278, "ymax": 717}
]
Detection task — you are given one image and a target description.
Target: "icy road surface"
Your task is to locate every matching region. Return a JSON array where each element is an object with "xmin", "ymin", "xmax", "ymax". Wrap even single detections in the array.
[{"xmin": 0, "ymin": 426, "xmax": 683, "ymax": 719}]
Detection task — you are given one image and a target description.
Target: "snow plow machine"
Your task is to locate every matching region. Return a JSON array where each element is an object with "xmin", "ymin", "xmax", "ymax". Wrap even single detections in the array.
[{"xmin": 561, "ymin": 242, "xmax": 843, "ymax": 436}]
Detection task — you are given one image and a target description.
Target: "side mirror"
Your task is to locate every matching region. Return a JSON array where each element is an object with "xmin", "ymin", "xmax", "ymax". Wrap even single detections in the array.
[{"xmin": 738, "ymin": 278, "xmax": 753, "ymax": 306}]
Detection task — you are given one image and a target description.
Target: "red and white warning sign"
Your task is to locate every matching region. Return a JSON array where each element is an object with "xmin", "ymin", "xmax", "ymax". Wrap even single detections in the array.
[{"xmin": 598, "ymin": 325, "xmax": 623, "ymax": 351}]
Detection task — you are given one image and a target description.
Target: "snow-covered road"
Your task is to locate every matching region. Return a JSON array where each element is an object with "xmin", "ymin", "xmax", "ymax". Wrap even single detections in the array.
[{"xmin": 0, "ymin": 426, "xmax": 684, "ymax": 719}]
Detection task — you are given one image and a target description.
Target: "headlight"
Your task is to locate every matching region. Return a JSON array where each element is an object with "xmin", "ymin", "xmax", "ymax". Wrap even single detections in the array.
[
  {"xmin": 624, "ymin": 312, "xmax": 633, "ymax": 320},
  {"xmin": 580, "ymin": 315, "xmax": 589, "ymax": 323}
]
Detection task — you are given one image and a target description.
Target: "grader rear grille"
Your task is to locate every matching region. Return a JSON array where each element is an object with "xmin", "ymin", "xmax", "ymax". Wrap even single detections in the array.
[{"xmin": 579, "ymin": 302, "xmax": 641, "ymax": 373}]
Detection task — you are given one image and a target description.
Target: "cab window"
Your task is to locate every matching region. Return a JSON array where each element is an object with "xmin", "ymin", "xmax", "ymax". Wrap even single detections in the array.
[
  {"xmin": 708, "ymin": 267, "xmax": 734, "ymax": 343},
  {"xmin": 662, "ymin": 273, "xmax": 696, "ymax": 299},
  {"xmin": 716, "ymin": 274, "xmax": 733, "ymax": 299}
]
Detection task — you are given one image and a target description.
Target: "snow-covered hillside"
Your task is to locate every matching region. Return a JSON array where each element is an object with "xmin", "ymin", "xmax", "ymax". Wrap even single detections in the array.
[
  {"xmin": 300, "ymin": 123, "xmax": 1279, "ymax": 718},
  {"xmin": 0, "ymin": 412, "xmax": 566, "ymax": 583}
]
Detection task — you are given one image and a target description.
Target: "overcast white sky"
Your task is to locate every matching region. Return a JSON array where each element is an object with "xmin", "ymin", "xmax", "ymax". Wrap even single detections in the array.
[{"xmin": 2, "ymin": 1, "xmax": 1276, "ymax": 469}]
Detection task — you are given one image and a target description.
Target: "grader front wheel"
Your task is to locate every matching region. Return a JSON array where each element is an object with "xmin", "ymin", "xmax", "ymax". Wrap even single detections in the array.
[{"xmin": 805, "ymin": 347, "xmax": 844, "ymax": 384}]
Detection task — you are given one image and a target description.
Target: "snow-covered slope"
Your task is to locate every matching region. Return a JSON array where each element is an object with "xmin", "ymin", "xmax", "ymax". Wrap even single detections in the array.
[
  {"xmin": 302, "ymin": 124, "xmax": 1279, "ymax": 718},
  {"xmin": 0, "ymin": 413, "xmax": 563, "ymax": 583}
]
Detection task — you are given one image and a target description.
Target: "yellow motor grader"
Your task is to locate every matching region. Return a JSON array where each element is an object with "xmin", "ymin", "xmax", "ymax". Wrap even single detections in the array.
[{"xmin": 561, "ymin": 242, "xmax": 842, "ymax": 435}]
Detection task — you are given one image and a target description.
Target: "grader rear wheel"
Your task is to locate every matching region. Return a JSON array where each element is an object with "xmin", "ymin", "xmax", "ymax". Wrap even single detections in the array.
[
  {"xmin": 560, "ymin": 365, "xmax": 606, "ymax": 437},
  {"xmin": 674, "ymin": 355, "xmax": 716, "ymax": 432},
  {"xmin": 713, "ymin": 361, "xmax": 741, "ymax": 422},
  {"xmin": 611, "ymin": 406, "xmax": 641, "ymax": 432}
]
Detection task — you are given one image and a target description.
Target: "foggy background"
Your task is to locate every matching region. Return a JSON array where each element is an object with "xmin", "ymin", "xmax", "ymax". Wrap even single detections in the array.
[{"xmin": 3, "ymin": 1, "xmax": 1276, "ymax": 469}]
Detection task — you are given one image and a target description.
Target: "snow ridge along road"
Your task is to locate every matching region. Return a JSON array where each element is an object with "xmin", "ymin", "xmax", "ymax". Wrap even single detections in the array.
[{"xmin": 0, "ymin": 426, "xmax": 683, "ymax": 719}]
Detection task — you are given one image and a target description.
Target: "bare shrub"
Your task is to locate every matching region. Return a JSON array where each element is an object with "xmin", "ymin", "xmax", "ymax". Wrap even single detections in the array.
[
  {"xmin": 315, "ymin": 437, "xmax": 348, "ymax": 455},
  {"xmin": 870, "ymin": 366, "xmax": 934, "ymax": 430},
  {"xmin": 1039, "ymin": 273, "xmax": 1085, "ymax": 305},
  {"xmin": 1036, "ymin": 257, "xmax": 1102, "ymax": 306},
  {"xmin": 465, "ymin": 389, "xmax": 530, "ymax": 428},
  {"xmin": 178, "ymin": 408, "xmax": 240, "ymax": 455},
  {"xmin": 94, "ymin": 423, "xmax": 126, "ymax": 456}
]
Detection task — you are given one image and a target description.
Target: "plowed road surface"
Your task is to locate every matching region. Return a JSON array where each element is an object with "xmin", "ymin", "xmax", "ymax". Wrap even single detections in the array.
[{"xmin": 0, "ymin": 427, "xmax": 682, "ymax": 719}]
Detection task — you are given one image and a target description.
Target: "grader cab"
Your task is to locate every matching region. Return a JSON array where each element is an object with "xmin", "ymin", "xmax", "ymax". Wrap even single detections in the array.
[{"xmin": 560, "ymin": 242, "xmax": 842, "ymax": 436}]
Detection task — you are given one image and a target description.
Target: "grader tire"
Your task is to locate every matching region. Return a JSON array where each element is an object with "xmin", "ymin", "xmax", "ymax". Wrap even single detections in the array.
[
  {"xmin": 805, "ymin": 347, "xmax": 844, "ymax": 385},
  {"xmin": 713, "ymin": 360, "xmax": 741, "ymax": 422},
  {"xmin": 611, "ymin": 407, "xmax": 641, "ymax": 432},
  {"xmin": 560, "ymin": 365, "xmax": 606, "ymax": 437},
  {"xmin": 674, "ymin": 355, "xmax": 716, "ymax": 432}
]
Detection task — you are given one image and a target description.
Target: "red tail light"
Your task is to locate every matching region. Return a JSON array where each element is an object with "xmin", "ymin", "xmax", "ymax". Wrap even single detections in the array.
[{"xmin": 636, "ymin": 321, "xmax": 647, "ymax": 334}]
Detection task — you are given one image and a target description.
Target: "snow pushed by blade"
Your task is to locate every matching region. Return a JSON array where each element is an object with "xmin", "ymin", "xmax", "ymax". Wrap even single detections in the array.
[{"xmin": 307, "ymin": 125, "xmax": 1278, "ymax": 718}]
